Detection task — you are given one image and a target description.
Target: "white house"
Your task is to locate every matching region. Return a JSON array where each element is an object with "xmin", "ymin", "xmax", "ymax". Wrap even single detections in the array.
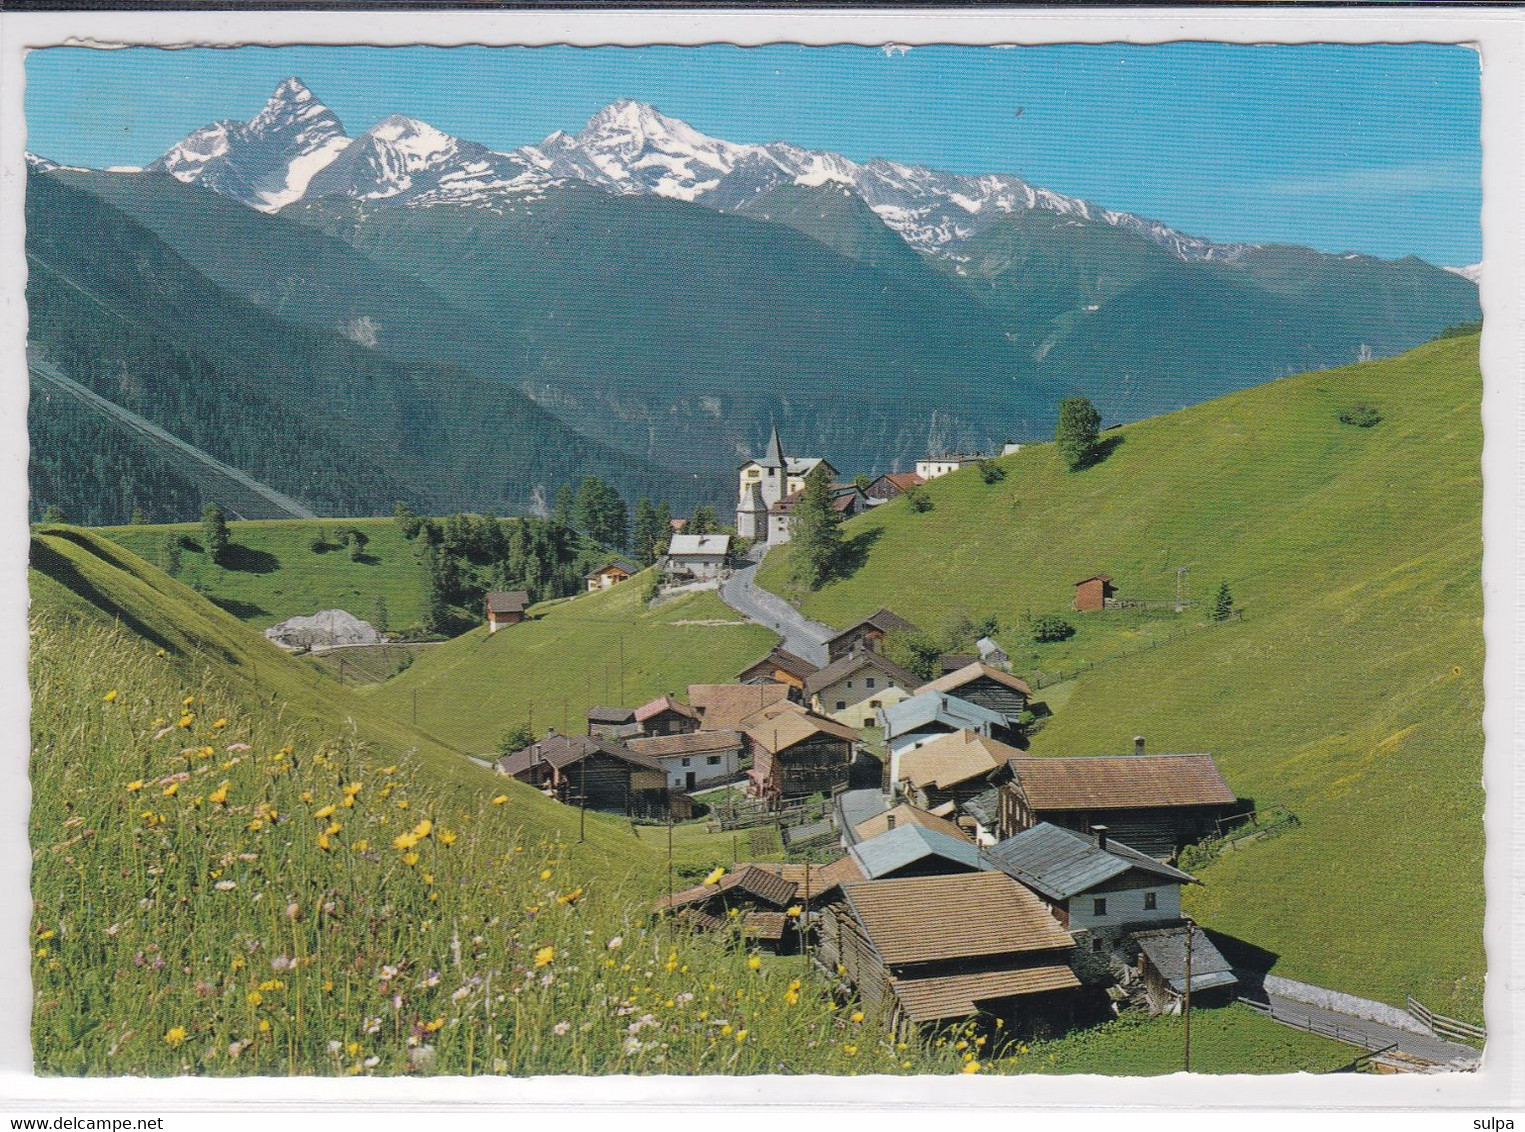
[
  {"xmin": 876, "ymin": 691, "xmax": 1010, "ymax": 785},
  {"xmin": 914, "ymin": 454, "xmax": 982, "ymax": 480},
  {"xmin": 625, "ymin": 730, "xmax": 745, "ymax": 793},
  {"xmin": 664, "ymin": 533, "xmax": 732, "ymax": 580}
]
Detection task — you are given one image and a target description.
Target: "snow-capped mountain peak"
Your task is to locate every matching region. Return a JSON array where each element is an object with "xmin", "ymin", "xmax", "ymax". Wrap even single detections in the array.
[
  {"xmin": 1446, "ymin": 262, "xmax": 1481, "ymax": 283},
  {"xmin": 149, "ymin": 76, "xmax": 350, "ymax": 212}
]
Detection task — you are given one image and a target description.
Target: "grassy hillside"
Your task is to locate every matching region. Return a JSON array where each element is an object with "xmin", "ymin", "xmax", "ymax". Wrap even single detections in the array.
[
  {"xmin": 29, "ymin": 525, "xmax": 648, "ymax": 858},
  {"xmin": 95, "ymin": 517, "xmax": 430, "ymax": 631},
  {"xmin": 369, "ymin": 578, "xmax": 776, "ymax": 754},
  {"xmin": 759, "ymin": 333, "xmax": 1484, "ymax": 1018},
  {"xmin": 30, "ymin": 532, "xmax": 1352, "ymax": 1075}
]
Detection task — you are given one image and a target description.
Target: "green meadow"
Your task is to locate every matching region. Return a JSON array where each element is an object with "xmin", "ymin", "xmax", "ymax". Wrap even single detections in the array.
[{"xmin": 758, "ymin": 333, "xmax": 1485, "ymax": 1019}]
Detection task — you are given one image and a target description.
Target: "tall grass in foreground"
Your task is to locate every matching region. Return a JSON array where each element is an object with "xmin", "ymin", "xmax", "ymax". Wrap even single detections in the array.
[{"xmin": 29, "ymin": 614, "xmax": 1001, "ymax": 1077}]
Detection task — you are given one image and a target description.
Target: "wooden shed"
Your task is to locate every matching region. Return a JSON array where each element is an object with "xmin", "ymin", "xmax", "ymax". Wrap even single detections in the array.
[
  {"xmin": 916, "ymin": 663, "xmax": 1032, "ymax": 729},
  {"xmin": 820, "ymin": 871, "xmax": 1083, "ymax": 1037},
  {"xmin": 485, "ymin": 590, "xmax": 530, "ymax": 632},
  {"xmin": 1073, "ymin": 574, "xmax": 1116, "ymax": 613},
  {"xmin": 825, "ymin": 608, "xmax": 922, "ymax": 662},
  {"xmin": 734, "ymin": 646, "xmax": 819, "ymax": 695},
  {"xmin": 743, "ymin": 703, "xmax": 861, "ymax": 801},
  {"xmin": 495, "ymin": 732, "xmax": 668, "ymax": 817}
]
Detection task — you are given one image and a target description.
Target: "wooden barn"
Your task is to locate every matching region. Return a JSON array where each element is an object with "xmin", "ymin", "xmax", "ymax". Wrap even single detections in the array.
[
  {"xmin": 633, "ymin": 694, "xmax": 700, "ymax": 737},
  {"xmin": 585, "ymin": 706, "xmax": 638, "ymax": 741},
  {"xmin": 1073, "ymin": 574, "xmax": 1116, "ymax": 613},
  {"xmin": 734, "ymin": 646, "xmax": 819, "ymax": 696},
  {"xmin": 652, "ymin": 865, "xmax": 802, "ymax": 953},
  {"xmin": 990, "ymin": 749, "xmax": 1237, "ymax": 859},
  {"xmin": 864, "ymin": 472, "xmax": 926, "ymax": 503},
  {"xmin": 585, "ymin": 557, "xmax": 639, "ymax": 592},
  {"xmin": 916, "ymin": 663, "xmax": 1032, "ymax": 730},
  {"xmin": 896, "ymin": 730, "xmax": 1022, "ymax": 813},
  {"xmin": 825, "ymin": 608, "xmax": 922, "ymax": 662},
  {"xmin": 495, "ymin": 732, "xmax": 667, "ymax": 817},
  {"xmin": 818, "ymin": 871, "xmax": 1083, "ymax": 1037},
  {"xmin": 743, "ymin": 703, "xmax": 862, "ymax": 801},
  {"xmin": 687, "ymin": 682, "xmax": 791, "ymax": 731},
  {"xmin": 484, "ymin": 590, "xmax": 530, "ymax": 633},
  {"xmin": 1132, "ymin": 925, "xmax": 1239, "ymax": 1011}
]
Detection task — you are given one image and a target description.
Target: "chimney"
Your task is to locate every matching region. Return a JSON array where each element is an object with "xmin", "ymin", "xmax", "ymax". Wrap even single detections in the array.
[
  {"xmin": 1133, "ymin": 735, "xmax": 1145, "ymax": 757},
  {"xmin": 531, "ymin": 743, "xmax": 542, "ymax": 766},
  {"xmin": 1092, "ymin": 824, "xmax": 1109, "ymax": 851},
  {"xmin": 886, "ymin": 814, "xmax": 897, "ymax": 831}
]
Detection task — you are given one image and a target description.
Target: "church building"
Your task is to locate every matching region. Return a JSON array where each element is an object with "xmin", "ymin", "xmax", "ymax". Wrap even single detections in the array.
[{"xmin": 736, "ymin": 426, "xmax": 836, "ymax": 546}]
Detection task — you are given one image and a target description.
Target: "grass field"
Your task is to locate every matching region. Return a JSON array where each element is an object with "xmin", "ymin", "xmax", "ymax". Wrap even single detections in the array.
[
  {"xmin": 757, "ymin": 333, "xmax": 1485, "ymax": 1019},
  {"xmin": 94, "ymin": 517, "xmax": 430, "ymax": 631},
  {"xmin": 367, "ymin": 577, "xmax": 777, "ymax": 754}
]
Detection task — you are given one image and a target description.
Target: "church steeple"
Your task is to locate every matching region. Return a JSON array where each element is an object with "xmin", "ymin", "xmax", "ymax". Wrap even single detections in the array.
[{"xmin": 759, "ymin": 424, "xmax": 785, "ymax": 470}]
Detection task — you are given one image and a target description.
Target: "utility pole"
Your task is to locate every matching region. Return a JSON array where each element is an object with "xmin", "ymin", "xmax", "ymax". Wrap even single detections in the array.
[
  {"xmin": 579, "ymin": 752, "xmax": 587, "ymax": 843},
  {"xmin": 618, "ymin": 635, "xmax": 625, "ymax": 703},
  {"xmin": 1182, "ymin": 916, "xmax": 1194, "ymax": 1073},
  {"xmin": 411, "ymin": 689, "xmax": 417, "ymax": 725},
  {"xmin": 666, "ymin": 816, "xmax": 675, "ymax": 908}
]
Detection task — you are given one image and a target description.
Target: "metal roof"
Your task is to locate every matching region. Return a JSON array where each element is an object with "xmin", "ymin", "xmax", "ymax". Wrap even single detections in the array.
[
  {"xmin": 848, "ymin": 824, "xmax": 984, "ymax": 879},
  {"xmin": 878, "ymin": 691, "xmax": 1007, "ymax": 739},
  {"xmin": 982, "ymin": 823, "xmax": 1196, "ymax": 902},
  {"xmin": 1133, "ymin": 926, "xmax": 1238, "ymax": 994},
  {"xmin": 836, "ymin": 788, "xmax": 891, "ymax": 841},
  {"xmin": 668, "ymin": 533, "xmax": 732, "ymax": 556}
]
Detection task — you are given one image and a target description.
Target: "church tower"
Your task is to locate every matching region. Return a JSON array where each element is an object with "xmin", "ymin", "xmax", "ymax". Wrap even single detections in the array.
[{"xmin": 737, "ymin": 425, "xmax": 787, "ymax": 539}]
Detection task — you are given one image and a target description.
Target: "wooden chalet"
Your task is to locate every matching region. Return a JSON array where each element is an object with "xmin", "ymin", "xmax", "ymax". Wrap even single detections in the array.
[
  {"xmin": 819, "ymin": 871, "xmax": 1083, "ymax": 1036},
  {"xmin": 990, "ymin": 749, "xmax": 1237, "ymax": 858},
  {"xmin": 734, "ymin": 646, "xmax": 819, "ymax": 695},
  {"xmin": 585, "ymin": 705, "xmax": 638, "ymax": 741},
  {"xmin": 864, "ymin": 471, "xmax": 926, "ymax": 503},
  {"xmin": 825, "ymin": 608, "xmax": 921, "ymax": 663},
  {"xmin": 484, "ymin": 590, "xmax": 530, "ymax": 633},
  {"xmin": 633, "ymin": 694, "xmax": 700, "ymax": 737},
  {"xmin": 687, "ymin": 682, "xmax": 791, "ymax": 731},
  {"xmin": 878, "ymin": 691, "xmax": 1015, "ymax": 784},
  {"xmin": 1073, "ymin": 574, "xmax": 1116, "ymax": 613},
  {"xmin": 742, "ymin": 702, "xmax": 863, "ymax": 801},
  {"xmin": 585, "ymin": 557, "xmax": 639, "ymax": 592},
  {"xmin": 917, "ymin": 663, "xmax": 1032, "ymax": 728},
  {"xmin": 496, "ymin": 732, "xmax": 667, "ymax": 817},
  {"xmin": 982, "ymin": 823, "xmax": 1197, "ymax": 946},
  {"xmin": 897, "ymin": 730, "xmax": 1023, "ymax": 812}
]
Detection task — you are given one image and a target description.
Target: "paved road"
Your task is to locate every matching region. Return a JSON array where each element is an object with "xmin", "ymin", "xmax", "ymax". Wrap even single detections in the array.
[
  {"xmin": 1257, "ymin": 994, "xmax": 1481, "ymax": 1069},
  {"xmin": 30, "ymin": 353, "xmax": 318, "ymax": 521},
  {"xmin": 719, "ymin": 558, "xmax": 834, "ymax": 668}
]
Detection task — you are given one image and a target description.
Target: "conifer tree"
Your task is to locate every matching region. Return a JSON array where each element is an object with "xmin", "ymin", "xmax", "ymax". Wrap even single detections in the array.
[
  {"xmin": 201, "ymin": 503, "xmax": 229, "ymax": 565},
  {"xmin": 1212, "ymin": 580, "xmax": 1234, "ymax": 621},
  {"xmin": 1055, "ymin": 397, "xmax": 1102, "ymax": 471},
  {"xmin": 789, "ymin": 467, "xmax": 843, "ymax": 591}
]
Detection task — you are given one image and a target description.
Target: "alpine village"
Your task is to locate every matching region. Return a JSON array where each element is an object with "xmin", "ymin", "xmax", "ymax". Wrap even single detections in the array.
[{"xmin": 26, "ymin": 75, "xmax": 1485, "ymax": 1079}]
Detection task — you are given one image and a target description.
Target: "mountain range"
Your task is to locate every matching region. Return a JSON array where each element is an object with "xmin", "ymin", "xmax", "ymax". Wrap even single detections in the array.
[{"xmin": 27, "ymin": 77, "xmax": 1480, "ymax": 521}]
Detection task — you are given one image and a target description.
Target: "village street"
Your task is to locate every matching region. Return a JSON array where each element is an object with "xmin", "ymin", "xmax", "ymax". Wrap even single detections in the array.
[{"xmin": 719, "ymin": 559, "xmax": 833, "ymax": 667}]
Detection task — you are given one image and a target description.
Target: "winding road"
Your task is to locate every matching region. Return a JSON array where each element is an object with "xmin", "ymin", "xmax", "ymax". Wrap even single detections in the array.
[{"xmin": 718, "ymin": 555, "xmax": 835, "ymax": 668}]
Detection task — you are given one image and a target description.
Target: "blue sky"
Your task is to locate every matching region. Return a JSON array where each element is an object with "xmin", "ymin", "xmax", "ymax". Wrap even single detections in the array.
[{"xmin": 26, "ymin": 42, "xmax": 1481, "ymax": 264}]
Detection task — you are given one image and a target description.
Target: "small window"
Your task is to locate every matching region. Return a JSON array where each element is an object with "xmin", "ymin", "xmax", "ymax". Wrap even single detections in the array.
[
  {"xmin": 1143, "ymin": 891, "xmax": 1157, "ymax": 911},
  {"xmin": 707, "ymin": 755, "xmax": 721, "ymax": 766},
  {"xmin": 1091, "ymin": 937, "xmax": 1105, "ymax": 954},
  {"xmin": 681, "ymin": 757, "xmax": 691, "ymax": 768},
  {"xmin": 866, "ymin": 677, "xmax": 877, "ymax": 689},
  {"xmin": 1093, "ymin": 897, "xmax": 1107, "ymax": 918},
  {"xmin": 846, "ymin": 680, "xmax": 853, "ymax": 689},
  {"xmin": 836, "ymin": 701, "xmax": 847, "ymax": 711},
  {"xmin": 869, "ymin": 700, "xmax": 882, "ymax": 709}
]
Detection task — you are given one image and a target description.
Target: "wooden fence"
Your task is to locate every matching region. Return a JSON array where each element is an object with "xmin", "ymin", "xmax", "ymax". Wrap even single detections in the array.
[
  {"xmin": 1238, "ymin": 997, "xmax": 1384, "ymax": 1052},
  {"xmin": 707, "ymin": 795, "xmax": 827, "ymax": 832},
  {"xmin": 1406, "ymin": 996, "xmax": 1486, "ymax": 1046}
]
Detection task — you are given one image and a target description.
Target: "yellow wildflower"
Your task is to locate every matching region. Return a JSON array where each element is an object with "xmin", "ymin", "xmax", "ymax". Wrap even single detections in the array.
[
  {"xmin": 703, "ymin": 866, "xmax": 726, "ymax": 886},
  {"xmin": 734, "ymin": 1029, "xmax": 748, "ymax": 1044},
  {"xmin": 162, "ymin": 782, "xmax": 179, "ymax": 797},
  {"xmin": 247, "ymin": 991, "xmax": 263, "ymax": 1007},
  {"xmin": 178, "ymin": 714, "xmax": 194, "ymax": 729},
  {"xmin": 325, "ymin": 822, "xmax": 342, "ymax": 836},
  {"xmin": 424, "ymin": 1018, "xmax": 444, "ymax": 1033},
  {"xmin": 961, "ymin": 1061, "xmax": 980, "ymax": 1074},
  {"xmin": 786, "ymin": 905, "xmax": 802, "ymax": 918},
  {"xmin": 747, "ymin": 955, "xmax": 761, "ymax": 971},
  {"xmin": 412, "ymin": 819, "xmax": 432, "ymax": 838},
  {"xmin": 182, "ymin": 695, "xmax": 195, "ymax": 707},
  {"xmin": 353, "ymin": 839, "xmax": 369, "ymax": 852},
  {"xmin": 343, "ymin": 782, "xmax": 363, "ymax": 797},
  {"xmin": 316, "ymin": 833, "xmax": 331, "ymax": 851},
  {"xmin": 843, "ymin": 1044, "xmax": 857, "ymax": 1056},
  {"xmin": 557, "ymin": 887, "xmax": 584, "ymax": 905},
  {"xmin": 534, "ymin": 946, "xmax": 555, "ymax": 968},
  {"xmin": 163, "ymin": 1026, "xmax": 187, "ymax": 1047},
  {"xmin": 402, "ymin": 852, "xmax": 419, "ymax": 867},
  {"xmin": 212, "ymin": 718, "xmax": 228, "ymax": 730},
  {"xmin": 851, "ymin": 1011, "xmax": 865, "ymax": 1024},
  {"xmin": 258, "ymin": 1019, "xmax": 270, "ymax": 1034},
  {"xmin": 539, "ymin": 869, "xmax": 552, "ymax": 881},
  {"xmin": 208, "ymin": 783, "xmax": 229, "ymax": 805},
  {"xmin": 490, "ymin": 795, "xmax": 508, "ymax": 805},
  {"xmin": 301, "ymin": 791, "xmax": 313, "ymax": 804},
  {"xmin": 314, "ymin": 804, "xmax": 337, "ymax": 819},
  {"xmin": 103, "ymin": 690, "xmax": 119, "ymax": 703},
  {"xmin": 231, "ymin": 956, "xmax": 246, "ymax": 971},
  {"xmin": 126, "ymin": 780, "xmax": 143, "ymax": 793},
  {"xmin": 437, "ymin": 830, "xmax": 457, "ymax": 846},
  {"xmin": 392, "ymin": 833, "xmax": 419, "ymax": 851}
]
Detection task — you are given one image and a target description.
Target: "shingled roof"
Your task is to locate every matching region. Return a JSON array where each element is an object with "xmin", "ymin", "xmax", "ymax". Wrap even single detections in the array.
[
  {"xmin": 853, "ymin": 802, "xmax": 972, "ymax": 845},
  {"xmin": 626, "ymin": 730, "xmax": 744, "ymax": 759},
  {"xmin": 742, "ymin": 703, "xmax": 860, "ymax": 753},
  {"xmin": 1001, "ymin": 754, "xmax": 1236, "ymax": 811},
  {"xmin": 897, "ymin": 730, "xmax": 1022, "ymax": 792},
  {"xmin": 496, "ymin": 733, "xmax": 663, "ymax": 777},
  {"xmin": 982, "ymin": 823, "xmax": 1197, "ymax": 902},
  {"xmin": 841, "ymin": 872, "xmax": 1074, "ymax": 966},
  {"xmin": 891, "ymin": 965, "xmax": 1081, "ymax": 1024},
  {"xmin": 485, "ymin": 591, "xmax": 530, "ymax": 615},
  {"xmin": 917, "ymin": 662, "xmax": 1033, "ymax": 699},
  {"xmin": 633, "ymin": 695, "xmax": 699, "ymax": 724},
  {"xmin": 828, "ymin": 608, "xmax": 921, "ymax": 645},
  {"xmin": 687, "ymin": 683, "xmax": 790, "ymax": 730},
  {"xmin": 803, "ymin": 650, "xmax": 920, "ymax": 699},
  {"xmin": 847, "ymin": 824, "xmax": 983, "ymax": 880},
  {"xmin": 736, "ymin": 646, "xmax": 820, "ymax": 683},
  {"xmin": 1133, "ymin": 926, "xmax": 1238, "ymax": 995},
  {"xmin": 654, "ymin": 865, "xmax": 799, "ymax": 914}
]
